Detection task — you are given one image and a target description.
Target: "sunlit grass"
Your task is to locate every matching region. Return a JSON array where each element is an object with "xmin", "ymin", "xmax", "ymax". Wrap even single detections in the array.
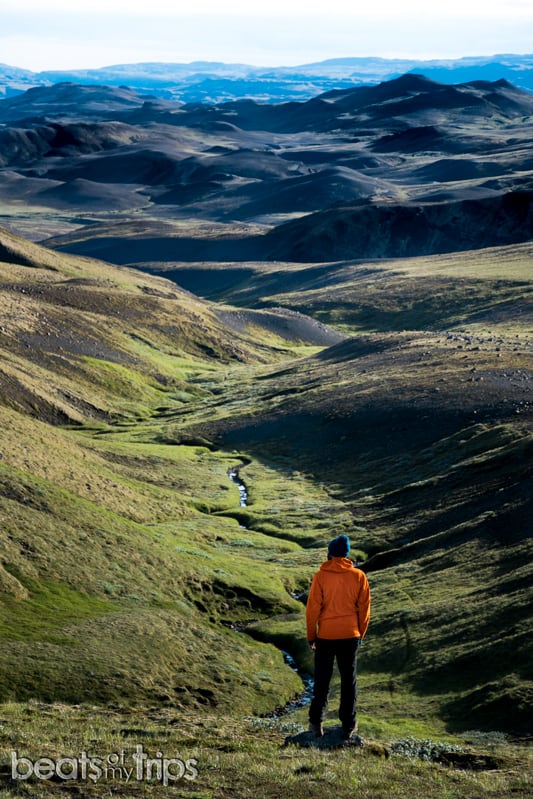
[{"xmin": 0, "ymin": 703, "xmax": 530, "ymax": 799}]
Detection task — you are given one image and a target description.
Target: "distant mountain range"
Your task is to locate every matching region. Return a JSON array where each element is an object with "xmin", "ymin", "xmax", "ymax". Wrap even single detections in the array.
[
  {"xmin": 1, "ymin": 54, "xmax": 533, "ymax": 104},
  {"xmin": 2, "ymin": 73, "xmax": 530, "ymax": 264}
]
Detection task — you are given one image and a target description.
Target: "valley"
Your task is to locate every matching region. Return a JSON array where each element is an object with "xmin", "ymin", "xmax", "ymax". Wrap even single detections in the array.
[{"xmin": 0, "ymin": 73, "xmax": 531, "ymax": 798}]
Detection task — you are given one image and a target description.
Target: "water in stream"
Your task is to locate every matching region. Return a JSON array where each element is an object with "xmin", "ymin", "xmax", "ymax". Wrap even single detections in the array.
[{"xmin": 227, "ymin": 466, "xmax": 248, "ymax": 507}]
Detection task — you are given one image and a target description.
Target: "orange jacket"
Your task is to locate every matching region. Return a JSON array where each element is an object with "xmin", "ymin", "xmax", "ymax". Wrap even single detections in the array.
[{"xmin": 306, "ymin": 557, "xmax": 371, "ymax": 641}]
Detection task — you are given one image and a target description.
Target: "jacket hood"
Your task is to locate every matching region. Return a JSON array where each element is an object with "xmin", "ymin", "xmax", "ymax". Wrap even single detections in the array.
[{"xmin": 320, "ymin": 557, "xmax": 355, "ymax": 573}]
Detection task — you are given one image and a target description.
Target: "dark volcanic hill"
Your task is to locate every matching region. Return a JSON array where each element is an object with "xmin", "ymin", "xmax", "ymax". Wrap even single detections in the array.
[
  {"xmin": 262, "ymin": 191, "xmax": 533, "ymax": 262},
  {"xmin": 0, "ymin": 74, "xmax": 532, "ymax": 260},
  {"xmin": 0, "ymin": 81, "xmax": 174, "ymax": 122}
]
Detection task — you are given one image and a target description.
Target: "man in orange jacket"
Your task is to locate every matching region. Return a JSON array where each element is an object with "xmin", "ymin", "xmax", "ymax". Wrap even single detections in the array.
[{"xmin": 306, "ymin": 534, "xmax": 371, "ymax": 739}]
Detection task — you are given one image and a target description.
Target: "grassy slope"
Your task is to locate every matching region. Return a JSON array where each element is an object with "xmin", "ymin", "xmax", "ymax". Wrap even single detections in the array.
[
  {"xmin": 145, "ymin": 247, "xmax": 532, "ymax": 737},
  {"xmin": 143, "ymin": 241, "xmax": 533, "ymax": 334},
  {"xmin": 169, "ymin": 333, "xmax": 532, "ymax": 735},
  {"xmin": 0, "ymin": 227, "xmax": 531, "ymax": 797},
  {"xmin": 0, "ymin": 226, "xmax": 326, "ymax": 714}
]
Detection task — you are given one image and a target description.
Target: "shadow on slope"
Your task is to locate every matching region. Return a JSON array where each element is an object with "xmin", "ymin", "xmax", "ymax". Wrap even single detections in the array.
[
  {"xmin": 182, "ymin": 328, "xmax": 532, "ymax": 734},
  {"xmin": 264, "ymin": 192, "xmax": 533, "ymax": 262}
]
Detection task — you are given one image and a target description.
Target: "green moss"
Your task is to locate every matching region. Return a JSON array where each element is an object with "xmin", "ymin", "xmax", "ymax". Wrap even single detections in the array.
[
  {"xmin": 246, "ymin": 613, "xmax": 314, "ymax": 675},
  {"xmin": 0, "ymin": 230, "xmax": 531, "ymax": 741},
  {"xmin": 0, "ymin": 569, "xmax": 119, "ymax": 643}
]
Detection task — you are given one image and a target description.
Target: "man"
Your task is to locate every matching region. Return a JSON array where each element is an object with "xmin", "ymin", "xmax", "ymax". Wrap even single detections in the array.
[{"xmin": 306, "ymin": 534, "xmax": 371, "ymax": 739}]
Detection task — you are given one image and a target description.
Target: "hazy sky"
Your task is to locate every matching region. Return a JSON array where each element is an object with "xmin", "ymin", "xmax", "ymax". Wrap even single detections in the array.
[{"xmin": 2, "ymin": 0, "xmax": 532, "ymax": 71}]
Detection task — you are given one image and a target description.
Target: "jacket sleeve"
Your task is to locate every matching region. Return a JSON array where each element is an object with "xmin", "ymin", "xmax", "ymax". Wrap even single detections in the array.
[
  {"xmin": 356, "ymin": 572, "xmax": 371, "ymax": 639},
  {"xmin": 306, "ymin": 573, "xmax": 323, "ymax": 641}
]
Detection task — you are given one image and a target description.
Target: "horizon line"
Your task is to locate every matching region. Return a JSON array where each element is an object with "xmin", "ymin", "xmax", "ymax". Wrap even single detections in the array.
[{"xmin": 3, "ymin": 52, "xmax": 533, "ymax": 75}]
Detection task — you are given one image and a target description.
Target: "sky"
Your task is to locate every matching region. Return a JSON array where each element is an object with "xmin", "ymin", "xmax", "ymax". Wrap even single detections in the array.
[{"xmin": 1, "ymin": 0, "xmax": 532, "ymax": 72}]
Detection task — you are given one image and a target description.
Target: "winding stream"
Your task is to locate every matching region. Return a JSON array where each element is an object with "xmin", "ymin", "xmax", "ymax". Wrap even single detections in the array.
[
  {"xmin": 279, "ymin": 651, "xmax": 313, "ymax": 711},
  {"xmin": 227, "ymin": 466, "xmax": 248, "ymax": 507},
  {"xmin": 228, "ymin": 464, "xmax": 314, "ymax": 715}
]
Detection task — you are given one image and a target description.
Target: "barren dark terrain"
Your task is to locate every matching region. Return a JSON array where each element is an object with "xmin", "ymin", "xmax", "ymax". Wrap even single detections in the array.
[{"xmin": 0, "ymin": 74, "xmax": 531, "ymax": 264}]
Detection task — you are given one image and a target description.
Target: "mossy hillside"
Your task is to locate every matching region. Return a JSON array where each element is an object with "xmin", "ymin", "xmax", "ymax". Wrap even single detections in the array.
[
  {"xmin": 0, "ymin": 703, "xmax": 530, "ymax": 799},
  {"xmin": 172, "ymin": 324, "xmax": 531, "ymax": 733},
  {"xmin": 2, "ymin": 316, "xmax": 529, "ymax": 731},
  {"xmin": 0, "ymin": 364, "xmax": 350, "ymax": 713},
  {"xmin": 0, "ymin": 407, "xmax": 241, "ymax": 525},
  {"xmin": 0, "ymin": 226, "xmax": 319, "ymax": 427},
  {"xmin": 155, "ymin": 329, "xmax": 531, "ymax": 733},
  {"xmin": 359, "ymin": 528, "xmax": 531, "ymax": 733},
  {"xmin": 177, "ymin": 329, "xmax": 531, "ymax": 551},
  {"xmin": 0, "ymin": 411, "xmax": 322, "ymax": 709},
  {"xmin": 0, "ymin": 602, "xmax": 302, "ymax": 712},
  {"xmin": 0, "ymin": 494, "xmax": 305, "ymax": 712},
  {"xmin": 0, "ymin": 225, "xmax": 531, "ymax": 748},
  {"xmin": 163, "ymin": 241, "xmax": 533, "ymax": 335},
  {"xmin": 0, "ymin": 232, "xmax": 330, "ymax": 713},
  {"xmin": 244, "ymin": 506, "xmax": 532, "ymax": 736}
]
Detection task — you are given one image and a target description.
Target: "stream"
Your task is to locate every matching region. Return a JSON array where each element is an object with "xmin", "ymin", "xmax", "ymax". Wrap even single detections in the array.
[
  {"xmin": 227, "ymin": 464, "xmax": 314, "ymax": 715},
  {"xmin": 227, "ymin": 466, "xmax": 248, "ymax": 508}
]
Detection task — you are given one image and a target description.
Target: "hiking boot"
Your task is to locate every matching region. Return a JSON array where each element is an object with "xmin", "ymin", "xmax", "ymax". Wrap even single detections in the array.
[
  {"xmin": 309, "ymin": 722, "xmax": 324, "ymax": 737},
  {"xmin": 341, "ymin": 721, "xmax": 359, "ymax": 740}
]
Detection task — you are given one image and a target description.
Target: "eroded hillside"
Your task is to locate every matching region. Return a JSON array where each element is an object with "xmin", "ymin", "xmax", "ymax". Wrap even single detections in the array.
[{"xmin": 0, "ymin": 75, "xmax": 531, "ymax": 256}]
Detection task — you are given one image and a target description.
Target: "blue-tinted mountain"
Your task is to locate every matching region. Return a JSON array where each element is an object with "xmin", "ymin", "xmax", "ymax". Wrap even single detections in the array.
[{"xmin": 1, "ymin": 54, "xmax": 533, "ymax": 104}]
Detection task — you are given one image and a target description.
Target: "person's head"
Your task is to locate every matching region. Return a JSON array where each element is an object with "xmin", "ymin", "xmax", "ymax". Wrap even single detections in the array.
[{"xmin": 327, "ymin": 534, "xmax": 350, "ymax": 559}]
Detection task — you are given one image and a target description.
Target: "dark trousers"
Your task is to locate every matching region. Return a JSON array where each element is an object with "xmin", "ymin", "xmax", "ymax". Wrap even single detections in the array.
[{"xmin": 309, "ymin": 637, "xmax": 360, "ymax": 729}]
